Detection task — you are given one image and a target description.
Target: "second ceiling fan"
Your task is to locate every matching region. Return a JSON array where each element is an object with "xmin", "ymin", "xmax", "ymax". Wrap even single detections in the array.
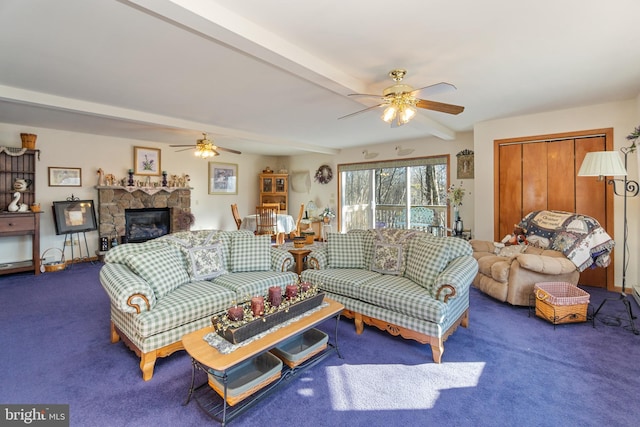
[
  {"xmin": 339, "ymin": 69, "xmax": 465, "ymax": 127},
  {"xmin": 170, "ymin": 133, "xmax": 241, "ymax": 159}
]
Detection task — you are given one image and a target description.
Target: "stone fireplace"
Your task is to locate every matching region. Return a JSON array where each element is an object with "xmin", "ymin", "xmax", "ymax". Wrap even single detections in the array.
[{"xmin": 97, "ymin": 187, "xmax": 191, "ymax": 242}]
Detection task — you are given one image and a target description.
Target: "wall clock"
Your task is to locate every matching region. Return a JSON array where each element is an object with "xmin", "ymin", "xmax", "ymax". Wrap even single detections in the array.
[{"xmin": 314, "ymin": 164, "xmax": 333, "ymax": 184}]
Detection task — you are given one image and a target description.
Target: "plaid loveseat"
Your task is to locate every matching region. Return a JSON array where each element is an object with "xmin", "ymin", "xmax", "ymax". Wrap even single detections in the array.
[
  {"xmin": 301, "ymin": 229, "xmax": 478, "ymax": 363},
  {"xmin": 99, "ymin": 230, "xmax": 297, "ymax": 381}
]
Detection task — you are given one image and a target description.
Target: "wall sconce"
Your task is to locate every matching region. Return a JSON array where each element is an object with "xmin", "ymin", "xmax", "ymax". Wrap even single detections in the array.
[
  {"xmin": 362, "ymin": 150, "xmax": 378, "ymax": 159},
  {"xmin": 395, "ymin": 146, "xmax": 414, "ymax": 156}
]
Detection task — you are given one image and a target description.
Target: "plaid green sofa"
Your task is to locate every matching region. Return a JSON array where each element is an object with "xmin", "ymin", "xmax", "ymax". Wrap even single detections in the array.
[
  {"xmin": 99, "ymin": 230, "xmax": 297, "ymax": 381},
  {"xmin": 301, "ymin": 229, "xmax": 478, "ymax": 363}
]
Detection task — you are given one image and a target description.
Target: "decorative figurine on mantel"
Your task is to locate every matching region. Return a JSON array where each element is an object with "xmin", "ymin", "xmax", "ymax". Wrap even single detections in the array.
[{"xmin": 97, "ymin": 168, "xmax": 106, "ymax": 186}]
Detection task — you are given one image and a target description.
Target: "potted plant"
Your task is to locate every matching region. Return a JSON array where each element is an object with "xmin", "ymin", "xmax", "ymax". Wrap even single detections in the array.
[{"xmin": 319, "ymin": 207, "xmax": 335, "ymax": 223}]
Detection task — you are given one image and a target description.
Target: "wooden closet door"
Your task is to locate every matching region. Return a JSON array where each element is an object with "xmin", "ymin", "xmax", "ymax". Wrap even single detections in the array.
[
  {"xmin": 497, "ymin": 144, "xmax": 523, "ymax": 240},
  {"xmin": 575, "ymin": 136, "xmax": 607, "ymax": 287},
  {"xmin": 494, "ymin": 129, "xmax": 613, "ymax": 289},
  {"xmin": 522, "ymin": 142, "xmax": 548, "ymax": 214},
  {"xmin": 547, "ymin": 139, "xmax": 576, "ymax": 212}
]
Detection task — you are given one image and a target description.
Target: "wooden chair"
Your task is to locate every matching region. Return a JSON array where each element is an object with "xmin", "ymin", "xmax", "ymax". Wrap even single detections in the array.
[
  {"xmin": 231, "ymin": 204, "xmax": 242, "ymax": 230},
  {"xmin": 261, "ymin": 202, "xmax": 280, "ymax": 213},
  {"xmin": 255, "ymin": 206, "xmax": 278, "ymax": 237},
  {"xmin": 290, "ymin": 203, "xmax": 305, "ymax": 239}
]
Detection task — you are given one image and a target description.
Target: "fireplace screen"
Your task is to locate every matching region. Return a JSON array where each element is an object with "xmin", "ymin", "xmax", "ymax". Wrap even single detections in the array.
[{"xmin": 125, "ymin": 208, "xmax": 170, "ymax": 243}]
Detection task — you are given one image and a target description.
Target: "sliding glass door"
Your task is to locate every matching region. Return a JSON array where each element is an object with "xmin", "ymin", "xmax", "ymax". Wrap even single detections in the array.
[{"xmin": 339, "ymin": 156, "xmax": 449, "ymax": 232}]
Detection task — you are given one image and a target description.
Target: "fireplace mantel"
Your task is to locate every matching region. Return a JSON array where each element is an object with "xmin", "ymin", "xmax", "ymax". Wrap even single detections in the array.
[{"xmin": 95, "ymin": 186, "xmax": 193, "ymax": 196}]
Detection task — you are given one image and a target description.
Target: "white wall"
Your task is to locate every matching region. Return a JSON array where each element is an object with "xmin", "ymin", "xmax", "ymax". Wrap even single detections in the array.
[
  {"xmin": 473, "ymin": 98, "xmax": 639, "ymax": 290},
  {"xmin": 0, "ymin": 123, "xmax": 274, "ymax": 264}
]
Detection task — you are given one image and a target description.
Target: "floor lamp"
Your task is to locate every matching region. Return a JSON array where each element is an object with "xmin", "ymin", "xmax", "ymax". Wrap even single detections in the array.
[{"xmin": 578, "ymin": 145, "xmax": 639, "ymax": 335}]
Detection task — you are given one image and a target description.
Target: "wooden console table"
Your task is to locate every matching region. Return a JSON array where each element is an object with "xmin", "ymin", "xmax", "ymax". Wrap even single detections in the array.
[
  {"xmin": 0, "ymin": 212, "xmax": 41, "ymax": 275},
  {"xmin": 182, "ymin": 298, "xmax": 344, "ymax": 426}
]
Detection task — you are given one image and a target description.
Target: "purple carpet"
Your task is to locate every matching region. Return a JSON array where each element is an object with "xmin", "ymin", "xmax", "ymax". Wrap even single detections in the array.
[{"xmin": 1, "ymin": 262, "xmax": 639, "ymax": 426}]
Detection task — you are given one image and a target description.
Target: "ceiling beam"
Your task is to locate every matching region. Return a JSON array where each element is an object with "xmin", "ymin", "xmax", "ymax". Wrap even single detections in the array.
[{"xmin": 0, "ymin": 84, "xmax": 340, "ymax": 154}]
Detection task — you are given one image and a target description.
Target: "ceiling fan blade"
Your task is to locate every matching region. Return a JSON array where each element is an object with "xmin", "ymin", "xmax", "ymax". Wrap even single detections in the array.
[
  {"xmin": 169, "ymin": 144, "xmax": 197, "ymax": 147},
  {"xmin": 338, "ymin": 103, "xmax": 385, "ymax": 120},
  {"xmin": 410, "ymin": 82, "xmax": 457, "ymax": 97},
  {"xmin": 216, "ymin": 146, "xmax": 242, "ymax": 155},
  {"xmin": 416, "ymin": 99, "xmax": 465, "ymax": 115},
  {"xmin": 175, "ymin": 147, "xmax": 195, "ymax": 152}
]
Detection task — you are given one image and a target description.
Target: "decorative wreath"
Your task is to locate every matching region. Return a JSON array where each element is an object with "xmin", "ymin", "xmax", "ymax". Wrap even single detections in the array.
[{"xmin": 314, "ymin": 164, "xmax": 333, "ymax": 184}]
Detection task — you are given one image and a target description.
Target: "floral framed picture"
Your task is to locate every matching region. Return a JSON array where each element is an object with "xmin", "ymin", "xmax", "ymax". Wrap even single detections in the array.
[
  {"xmin": 209, "ymin": 162, "xmax": 238, "ymax": 195},
  {"xmin": 134, "ymin": 146, "xmax": 161, "ymax": 176}
]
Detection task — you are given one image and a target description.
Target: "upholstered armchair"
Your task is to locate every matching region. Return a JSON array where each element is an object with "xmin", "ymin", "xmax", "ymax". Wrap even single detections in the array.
[{"xmin": 470, "ymin": 240, "xmax": 579, "ymax": 306}]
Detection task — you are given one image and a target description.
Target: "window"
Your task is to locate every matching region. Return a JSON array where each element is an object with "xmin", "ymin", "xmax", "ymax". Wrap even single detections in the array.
[{"xmin": 339, "ymin": 156, "xmax": 449, "ymax": 232}]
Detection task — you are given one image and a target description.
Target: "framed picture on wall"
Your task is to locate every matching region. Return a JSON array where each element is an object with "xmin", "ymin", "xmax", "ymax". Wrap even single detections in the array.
[
  {"xmin": 456, "ymin": 149, "xmax": 474, "ymax": 179},
  {"xmin": 134, "ymin": 146, "xmax": 161, "ymax": 176},
  {"xmin": 48, "ymin": 167, "xmax": 82, "ymax": 187},
  {"xmin": 209, "ymin": 162, "xmax": 238, "ymax": 195},
  {"xmin": 51, "ymin": 200, "xmax": 97, "ymax": 235}
]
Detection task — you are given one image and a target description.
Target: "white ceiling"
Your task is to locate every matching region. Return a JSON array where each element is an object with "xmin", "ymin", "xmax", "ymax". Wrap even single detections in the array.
[{"xmin": 1, "ymin": 0, "xmax": 639, "ymax": 156}]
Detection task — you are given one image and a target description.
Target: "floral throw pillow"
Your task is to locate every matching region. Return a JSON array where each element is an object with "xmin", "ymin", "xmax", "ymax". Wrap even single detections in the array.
[
  {"xmin": 186, "ymin": 242, "xmax": 227, "ymax": 280},
  {"xmin": 371, "ymin": 242, "xmax": 404, "ymax": 275},
  {"xmin": 369, "ymin": 228, "xmax": 418, "ymax": 275}
]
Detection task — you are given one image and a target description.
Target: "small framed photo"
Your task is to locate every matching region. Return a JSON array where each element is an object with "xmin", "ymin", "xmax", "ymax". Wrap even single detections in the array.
[
  {"xmin": 209, "ymin": 162, "xmax": 238, "ymax": 195},
  {"xmin": 48, "ymin": 167, "xmax": 82, "ymax": 187},
  {"xmin": 134, "ymin": 146, "xmax": 161, "ymax": 176}
]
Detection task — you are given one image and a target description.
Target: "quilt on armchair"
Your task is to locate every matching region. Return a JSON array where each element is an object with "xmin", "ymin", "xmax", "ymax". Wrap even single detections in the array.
[{"xmin": 518, "ymin": 210, "xmax": 614, "ymax": 272}]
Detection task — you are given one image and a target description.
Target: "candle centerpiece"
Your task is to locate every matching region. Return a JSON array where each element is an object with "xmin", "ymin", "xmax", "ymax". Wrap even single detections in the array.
[
  {"xmin": 212, "ymin": 282, "xmax": 324, "ymax": 344},
  {"xmin": 285, "ymin": 284, "xmax": 298, "ymax": 300},
  {"xmin": 268, "ymin": 286, "xmax": 282, "ymax": 307},
  {"xmin": 227, "ymin": 305, "xmax": 244, "ymax": 321},
  {"xmin": 250, "ymin": 296, "xmax": 264, "ymax": 317}
]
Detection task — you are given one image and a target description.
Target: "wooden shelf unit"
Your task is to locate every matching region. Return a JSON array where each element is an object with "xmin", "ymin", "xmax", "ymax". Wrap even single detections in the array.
[
  {"xmin": 259, "ymin": 173, "xmax": 288, "ymax": 212},
  {"xmin": 0, "ymin": 148, "xmax": 41, "ymax": 276}
]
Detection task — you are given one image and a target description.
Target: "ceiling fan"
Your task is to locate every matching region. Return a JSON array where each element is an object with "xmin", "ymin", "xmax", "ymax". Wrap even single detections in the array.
[
  {"xmin": 339, "ymin": 69, "xmax": 465, "ymax": 127},
  {"xmin": 170, "ymin": 133, "xmax": 241, "ymax": 159}
]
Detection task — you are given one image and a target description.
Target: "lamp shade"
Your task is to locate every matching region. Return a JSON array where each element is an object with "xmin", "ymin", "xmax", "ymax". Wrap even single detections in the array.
[{"xmin": 577, "ymin": 151, "xmax": 627, "ymax": 177}]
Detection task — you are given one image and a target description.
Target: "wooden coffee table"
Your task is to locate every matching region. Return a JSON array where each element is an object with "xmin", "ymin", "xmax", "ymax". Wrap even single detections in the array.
[{"xmin": 183, "ymin": 297, "xmax": 344, "ymax": 426}]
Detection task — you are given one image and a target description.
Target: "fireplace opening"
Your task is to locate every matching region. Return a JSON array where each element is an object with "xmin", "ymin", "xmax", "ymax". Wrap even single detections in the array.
[{"xmin": 125, "ymin": 208, "xmax": 170, "ymax": 243}]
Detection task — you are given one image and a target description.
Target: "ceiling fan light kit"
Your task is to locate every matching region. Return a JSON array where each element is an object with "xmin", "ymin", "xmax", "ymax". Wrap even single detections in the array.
[
  {"xmin": 170, "ymin": 133, "xmax": 241, "ymax": 159},
  {"xmin": 341, "ymin": 68, "xmax": 464, "ymax": 127}
]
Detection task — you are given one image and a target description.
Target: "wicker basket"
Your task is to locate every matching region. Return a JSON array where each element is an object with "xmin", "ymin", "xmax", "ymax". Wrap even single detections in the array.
[
  {"xmin": 534, "ymin": 282, "xmax": 590, "ymax": 324},
  {"xmin": 20, "ymin": 133, "xmax": 37, "ymax": 150},
  {"xmin": 41, "ymin": 248, "xmax": 66, "ymax": 273}
]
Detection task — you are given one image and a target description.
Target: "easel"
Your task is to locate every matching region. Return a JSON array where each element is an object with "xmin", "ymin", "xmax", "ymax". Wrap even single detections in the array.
[{"xmin": 59, "ymin": 194, "xmax": 92, "ymax": 268}]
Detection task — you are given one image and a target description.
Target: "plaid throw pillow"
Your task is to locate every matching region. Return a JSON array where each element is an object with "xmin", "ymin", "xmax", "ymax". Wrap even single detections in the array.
[
  {"xmin": 125, "ymin": 246, "xmax": 189, "ymax": 298},
  {"xmin": 404, "ymin": 238, "xmax": 450, "ymax": 292},
  {"xmin": 328, "ymin": 233, "xmax": 364, "ymax": 268},
  {"xmin": 186, "ymin": 242, "xmax": 227, "ymax": 280},
  {"xmin": 230, "ymin": 234, "xmax": 271, "ymax": 272}
]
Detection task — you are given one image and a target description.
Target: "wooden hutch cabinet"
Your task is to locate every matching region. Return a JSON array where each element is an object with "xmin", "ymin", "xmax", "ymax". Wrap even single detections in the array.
[
  {"xmin": 259, "ymin": 173, "xmax": 288, "ymax": 212},
  {"xmin": 0, "ymin": 147, "xmax": 41, "ymax": 275}
]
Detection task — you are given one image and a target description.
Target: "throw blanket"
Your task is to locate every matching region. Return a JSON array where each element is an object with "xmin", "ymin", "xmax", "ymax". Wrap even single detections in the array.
[{"xmin": 518, "ymin": 210, "xmax": 614, "ymax": 272}]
